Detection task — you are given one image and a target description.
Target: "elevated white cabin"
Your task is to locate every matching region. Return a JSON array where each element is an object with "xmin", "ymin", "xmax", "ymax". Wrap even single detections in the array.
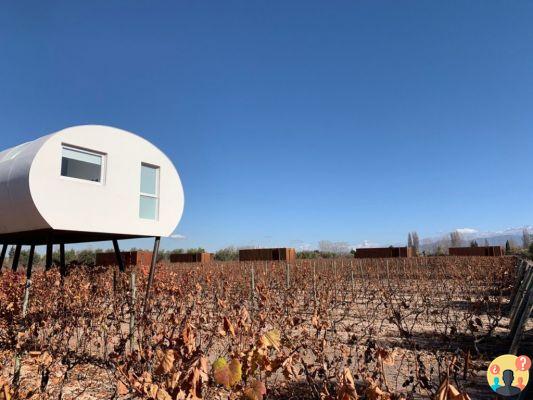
[{"xmin": 0, "ymin": 125, "xmax": 184, "ymax": 245}]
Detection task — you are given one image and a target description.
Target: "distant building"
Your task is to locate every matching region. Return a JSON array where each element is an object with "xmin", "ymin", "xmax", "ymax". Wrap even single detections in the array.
[
  {"xmin": 448, "ymin": 246, "xmax": 504, "ymax": 257},
  {"xmin": 169, "ymin": 253, "xmax": 213, "ymax": 263},
  {"xmin": 96, "ymin": 250, "xmax": 153, "ymax": 268},
  {"xmin": 354, "ymin": 247, "xmax": 415, "ymax": 259},
  {"xmin": 239, "ymin": 248, "xmax": 296, "ymax": 262}
]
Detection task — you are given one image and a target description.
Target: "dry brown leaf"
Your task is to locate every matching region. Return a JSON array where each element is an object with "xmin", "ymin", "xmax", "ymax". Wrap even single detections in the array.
[
  {"xmin": 156, "ymin": 388, "xmax": 172, "ymax": 400},
  {"xmin": 155, "ymin": 349, "xmax": 175, "ymax": 375},
  {"xmin": 116, "ymin": 380, "xmax": 129, "ymax": 396},
  {"xmin": 224, "ymin": 316, "xmax": 236, "ymax": 336},
  {"xmin": 337, "ymin": 368, "xmax": 358, "ymax": 400},
  {"xmin": 376, "ymin": 347, "xmax": 396, "ymax": 366},
  {"xmin": 143, "ymin": 383, "xmax": 159, "ymax": 399},
  {"xmin": 243, "ymin": 380, "xmax": 267, "ymax": 400},
  {"xmin": 365, "ymin": 380, "xmax": 391, "ymax": 400},
  {"xmin": 259, "ymin": 329, "xmax": 280, "ymax": 351}
]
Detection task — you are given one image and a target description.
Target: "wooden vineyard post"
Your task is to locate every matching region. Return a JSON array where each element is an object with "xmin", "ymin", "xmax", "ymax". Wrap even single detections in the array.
[
  {"xmin": 312, "ymin": 262, "xmax": 317, "ymax": 308},
  {"xmin": 333, "ymin": 261, "xmax": 337, "ymax": 303},
  {"xmin": 285, "ymin": 262, "xmax": 290, "ymax": 316},
  {"xmin": 21, "ymin": 245, "xmax": 35, "ymax": 317},
  {"xmin": 250, "ymin": 263, "xmax": 256, "ymax": 314},
  {"xmin": 143, "ymin": 236, "xmax": 161, "ymax": 316},
  {"xmin": 129, "ymin": 268, "xmax": 137, "ymax": 352},
  {"xmin": 509, "ymin": 267, "xmax": 533, "ymax": 327},
  {"xmin": 351, "ymin": 265, "xmax": 355, "ymax": 300},
  {"xmin": 14, "ymin": 245, "xmax": 36, "ymax": 387},
  {"xmin": 509, "ymin": 288, "xmax": 533, "ymax": 355},
  {"xmin": 286, "ymin": 262, "xmax": 290, "ymax": 289},
  {"xmin": 113, "ymin": 268, "xmax": 118, "ymax": 295}
]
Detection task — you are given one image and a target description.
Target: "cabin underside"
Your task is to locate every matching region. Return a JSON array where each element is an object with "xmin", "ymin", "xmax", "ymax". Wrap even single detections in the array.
[
  {"xmin": 0, "ymin": 229, "xmax": 160, "ymax": 280},
  {"xmin": 0, "ymin": 229, "xmax": 149, "ymax": 246}
]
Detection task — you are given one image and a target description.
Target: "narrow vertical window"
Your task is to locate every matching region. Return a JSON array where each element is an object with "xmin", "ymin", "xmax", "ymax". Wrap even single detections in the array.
[
  {"xmin": 61, "ymin": 146, "xmax": 104, "ymax": 183},
  {"xmin": 140, "ymin": 164, "xmax": 159, "ymax": 220}
]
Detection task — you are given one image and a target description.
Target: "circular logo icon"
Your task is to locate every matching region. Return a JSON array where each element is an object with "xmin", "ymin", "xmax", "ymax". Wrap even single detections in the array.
[{"xmin": 487, "ymin": 354, "xmax": 530, "ymax": 396}]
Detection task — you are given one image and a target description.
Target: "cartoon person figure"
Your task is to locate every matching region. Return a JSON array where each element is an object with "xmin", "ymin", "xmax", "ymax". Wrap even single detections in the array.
[
  {"xmin": 490, "ymin": 376, "xmax": 501, "ymax": 391},
  {"xmin": 515, "ymin": 377, "xmax": 525, "ymax": 391},
  {"xmin": 496, "ymin": 370, "xmax": 521, "ymax": 397}
]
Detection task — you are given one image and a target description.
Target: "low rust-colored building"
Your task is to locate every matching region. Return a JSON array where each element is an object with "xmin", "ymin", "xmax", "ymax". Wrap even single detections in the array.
[
  {"xmin": 239, "ymin": 248, "xmax": 296, "ymax": 262},
  {"xmin": 354, "ymin": 247, "xmax": 415, "ymax": 259},
  {"xmin": 169, "ymin": 252, "xmax": 213, "ymax": 263},
  {"xmin": 448, "ymin": 246, "xmax": 504, "ymax": 257},
  {"xmin": 96, "ymin": 250, "xmax": 153, "ymax": 267}
]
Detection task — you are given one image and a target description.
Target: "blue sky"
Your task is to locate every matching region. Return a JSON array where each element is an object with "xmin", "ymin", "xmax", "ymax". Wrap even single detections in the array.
[{"xmin": 1, "ymin": 1, "xmax": 532, "ymax": 252}]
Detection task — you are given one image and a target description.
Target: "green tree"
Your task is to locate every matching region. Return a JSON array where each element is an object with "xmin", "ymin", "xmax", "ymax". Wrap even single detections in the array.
[
  {"xmin": 505, "ymin": 240, "xmax": 511, "ymax": 254},
  {"xmin": 297, "ymin": 251, "xmax": 319, "ymax": 259},
  {"xmin": 78, "ymin": 249, "xmax": 97, "ymax": 266},
  {"xmin": 214, "ymin": 247, "xmax": 239, "ymax": 261},
  {"xmin": 18, "ymin": 250, "xmax": 42, "ymax": 267},
  {"xmin": 412, "ymin": 232, "xmax": 420, "ymax": 254},
  {"xmin": 450, "ymin": 231, "xmax": 462, "ymax": 247},
  {"xmin": 187, "ymin": 247, "xmax": 206, "ymax": 254}
]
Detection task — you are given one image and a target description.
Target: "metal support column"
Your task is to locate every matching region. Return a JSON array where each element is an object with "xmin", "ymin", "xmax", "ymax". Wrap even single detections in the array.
[
  {"xmin": 0, "ymin": 244, "xmax": 7, "ymax": 272},
  {"xmin": 113, "ymin": 239, "xmax": 125, "ymax": 272},
  {"xmin": 11, "ymin": 245, "xmax": 21, "ymax": 272},
  {"xmin": 45, "ymin": 242, "xmax": 53, "ymax": 271},
  {"xmin": 59, "ymin": 244, "xmax": 66, "ymax": 277}
]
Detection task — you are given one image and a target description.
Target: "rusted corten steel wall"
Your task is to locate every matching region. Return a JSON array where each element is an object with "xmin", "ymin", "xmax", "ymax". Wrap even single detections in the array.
[
  {"xmin": 239, "ymin": 248, "xmax": 296, "ymax": 262},
  {"xmin": 96, "ymin": 251, "xmax": 153, "ymax": 267},
  {"xmin": 448, "ymin": 246, "xmax": 504, "ymax": 257},
  {"xmin": 354, "ymin": 247, "xmax": 415, "ymax": 259},
  {"xmin": 169, "ymin": 253, "xmax": 213, "ymax": 263}
]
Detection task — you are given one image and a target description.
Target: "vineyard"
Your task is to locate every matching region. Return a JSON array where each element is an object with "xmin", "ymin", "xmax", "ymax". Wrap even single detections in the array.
[{"xmin": 0, "ymin": 256, "xmax": 527, "ymax": 399}]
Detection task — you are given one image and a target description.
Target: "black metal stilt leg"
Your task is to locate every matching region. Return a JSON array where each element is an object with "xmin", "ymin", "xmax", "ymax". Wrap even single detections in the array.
[
  {"xmin": 12, "ymin": 245, "xmax": 21, "ymax": 272},
  {"xmin": 113, "ymin": 239, "xmax": 125, "ymax": 272}
]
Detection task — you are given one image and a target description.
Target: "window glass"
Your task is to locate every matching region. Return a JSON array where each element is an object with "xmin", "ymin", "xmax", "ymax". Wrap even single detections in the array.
[
  {"xmin": 140, "ymin": 196, "xmax": 158, "ymax": 220},
  {"xmin": 140, "ymin": 164, "xmax": 157, "ymax": 195},
  {"xmin": 139, "ymin": 164, "xmax": 159, "ymax": 220},
  {"xmin": 61, "ymin": 147, "xmax": 103, "ymax": 182}
]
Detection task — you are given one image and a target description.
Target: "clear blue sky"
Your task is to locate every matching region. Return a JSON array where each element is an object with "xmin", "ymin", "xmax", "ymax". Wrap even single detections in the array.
[{"xmin": 1, "ymin": 1, "xmax": 532, "ymax": 252}]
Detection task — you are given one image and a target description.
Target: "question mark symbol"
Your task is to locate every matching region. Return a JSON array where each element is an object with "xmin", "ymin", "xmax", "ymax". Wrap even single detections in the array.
[
  {"xmin": 515, "ymin": 355, "xmax": 532, "ymax": 371},
  {"xmin": 491, "ymin": 364, "xmax": 500, "ymax": 374}
]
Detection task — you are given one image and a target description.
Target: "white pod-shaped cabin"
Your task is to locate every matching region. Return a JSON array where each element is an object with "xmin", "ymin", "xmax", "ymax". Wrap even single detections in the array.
[{"xmin": 0, "ymin": 125, "xmax": 184, "ymax": 245}]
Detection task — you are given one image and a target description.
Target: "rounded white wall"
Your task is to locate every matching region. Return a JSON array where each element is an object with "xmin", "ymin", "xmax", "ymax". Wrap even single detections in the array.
[
  {"xmin": 0, "ymin": 135, "xmax": 52, "ymax": 234},
  {"xmin": 0, "ymin": 125, "xmax": 184, "ymax": 237}
]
